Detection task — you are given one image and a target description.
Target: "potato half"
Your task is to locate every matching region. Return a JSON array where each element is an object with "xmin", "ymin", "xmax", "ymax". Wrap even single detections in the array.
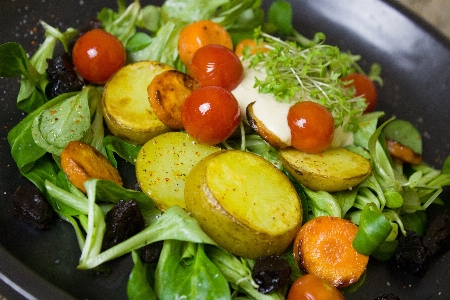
[
  {"xmin": 185, "ymin": 150, "xmax": 302, "ymax": 259},
  {"xmin": 102, "ymin": 60, "xmax": 173, "ymax": 145},
  {"xmin": 279, "ymin": 147, "xmax": 371, "ymax": 192},
  {"xmin": 136, "ymin": 132, "xmax": 220, "ymax": 210}
]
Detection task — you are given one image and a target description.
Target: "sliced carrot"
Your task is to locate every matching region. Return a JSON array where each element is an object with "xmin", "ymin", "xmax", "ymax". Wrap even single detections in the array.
[
  {"xmin": 293, "ymin": 216, "xmax": 369, "ymax": 288},
  {"xmin": 386, "ymin": 138, "xmax": 422, "ymax": 165},
  {"xmin": 147, "ymin": 69, "xmax": 199, "ymax": 130},
  {"xmin": 234, "ymin": 39, "xmax": 268, "ymax": 57},
  {"xmin": 60, "ymin": 141, "xmax": 123, "ymax": 193},
  {"xmin": 177, "ymin": 20, "xmax": 233, "ymax": 66}
]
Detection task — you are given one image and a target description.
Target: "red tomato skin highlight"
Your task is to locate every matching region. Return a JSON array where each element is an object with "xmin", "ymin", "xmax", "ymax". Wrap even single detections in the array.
[
  {"xmin": 343, "ymin": 73, "xmax": 377, "ymax": 113},
  {"xmin": 287, "ymin": 274, "xmax": 345, "ymax": 300},
  {"xmin": 287, "ymin": 101, "xmax": 334, "ymax": 154},
  {"xmin": 188, "ymin": 44, "xmax": 244, "ymax": 91},
  {"xmin": 72, "ymin": 29, "xmax": 126, "ymax": 84},
  {"xmin": 181, "ymin": 86, "xmax": 241, "ymax": 145}
]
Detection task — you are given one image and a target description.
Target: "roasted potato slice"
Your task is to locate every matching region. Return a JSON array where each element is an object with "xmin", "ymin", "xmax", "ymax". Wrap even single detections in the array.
[
  {"xmin": 136, "ymin": 132, "xmax": 220, "ymax": 210},
  {"xmin": 280, "ymin": 147, "xmax": 371, "ymax": 192},
  {"xmin": 102, "ymin": 61, "xmax": 173, "ymax": 145},
  {"xmin": 148, "ymin": 70, "xmax": 199, "ymax": 130},
  {"xmin": 185, "ymin": 150, "xmax": 302, "ymax": 259}
]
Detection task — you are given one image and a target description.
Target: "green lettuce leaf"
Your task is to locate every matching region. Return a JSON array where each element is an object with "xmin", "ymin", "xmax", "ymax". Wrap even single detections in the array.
[
  {"xmin": 32, "ymin": 87, "xmax": 98, "ymax": 155},
  {"xmin": 155, "ymin": 241, "xmax": 230, "ymax": 300}
]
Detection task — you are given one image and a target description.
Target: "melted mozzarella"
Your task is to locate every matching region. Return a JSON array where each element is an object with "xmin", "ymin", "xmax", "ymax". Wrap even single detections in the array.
[
  {"xmin": 232, "ymin": 67, "xmax": 294, "ymax": 146},
  {"xmin": 251, "ymin": 98, "xmax": 292, "ymax": 145},
  {"xmin": 231, "ymin": 67, "xmax": 268, "ymax": 120},
  {"xmin": 231, "ymin": 66, "xmax": 353, "ymax": 149}
]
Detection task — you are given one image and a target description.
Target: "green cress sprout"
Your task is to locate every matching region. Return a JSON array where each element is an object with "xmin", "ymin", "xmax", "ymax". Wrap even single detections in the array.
[{"xmin": 243, "ymin": 28, "xmax": 368, "ymax": 132}]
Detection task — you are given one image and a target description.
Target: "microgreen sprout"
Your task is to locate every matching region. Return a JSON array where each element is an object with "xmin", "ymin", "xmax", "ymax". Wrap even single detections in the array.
[{"xmin": 243, "ymin": 28, "xmax": 368, "ymax": 131}]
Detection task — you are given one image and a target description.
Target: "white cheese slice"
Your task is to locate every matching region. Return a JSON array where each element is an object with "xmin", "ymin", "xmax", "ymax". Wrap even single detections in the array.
[
  {"xmin": 251, "ymin": 98, "xmax": 292, "ymax": 145},
  {"xmin": 232, "ymin": 65, "xmax": 354, "ymax": 149}
]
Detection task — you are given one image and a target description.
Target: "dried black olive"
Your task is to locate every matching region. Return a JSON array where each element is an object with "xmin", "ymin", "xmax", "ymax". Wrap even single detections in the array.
[
  {"xmin": 252, "ymin": 255, "xmax": 291, "ymax": 294},
  {"xmin": 374, "ymin": 293, "xmax": 400, "ymax": 300},
  {"xmin": 422, "ymin": 212, "xmax": 450, "ymax": 257},
  {"xmin": 389, "ymin": 210, "xmax": 450, "ymax": 277},
  {"xmin": 140, "ymin": 240, "xmax": 164, "ymax": 264},
  {"xmin": 10, "ymin": 184, "xmax": 54, "ymax": 229},
  {"xmin": 390, "ymin": 230, "xmax": 429, "ymax": 276},
  {"xmin": 45, "ymin": 52, "xmax": 84, "ymax": 98},
  {"xmin": 102, "ymin": 199, "xmax": 145, "ymax": 251}
]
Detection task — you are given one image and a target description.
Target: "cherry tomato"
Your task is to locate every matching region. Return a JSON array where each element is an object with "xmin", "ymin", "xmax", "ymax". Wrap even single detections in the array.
[
  {"xmin": 181, "ymin": 86, "xmax": 241, "ymax": 145},
  {"xmin": 343, "ymin": 73, "xmax": 377, "ymax": 113},
  {"xmin": 287, "ymin": 101, "xmax": 334, "ymax": 153},
  {"xmin": 188, "ymin": 44, "xmax": 244, "ymax": 91},
  {"xmin": 72, "ymin": 29, "xmax": 126, "ymax": 84},
  {"xmin": 287, "ymin": 274, "xmax": 345, "ymax": 300},
  {"xmin": 178, "ymin": 20, "xmax": 233, "ymax": 67}
]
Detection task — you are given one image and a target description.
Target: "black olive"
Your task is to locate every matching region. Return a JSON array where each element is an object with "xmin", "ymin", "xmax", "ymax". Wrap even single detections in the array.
[
  {"xmin": 140, "ymin": 240, "xmax": 164, "ymax": 264},
  {"xmin": 422, "ymin": 212, "xmax": 450, "ymax": 257},
  {"xmin": 45, "ymin": 52, "xmax": 84, "ymax": 98},
  {"xmin": 390, "ymin": 230, "xmax": 430, "ymax": 276},
  {"xmin": 252, "ymin": 255, "xmax": 291, "ymax": 294},
  {"xmin": 10, "ymin": 184, "xmax": 54, "ymax": 229},
  {"xmin": 101, "ymin": 199, "xmax": 145, "ymax": 251},
  {"xmin": 389, "ymin": 210, "xmax": 450, "ymax": 277}
]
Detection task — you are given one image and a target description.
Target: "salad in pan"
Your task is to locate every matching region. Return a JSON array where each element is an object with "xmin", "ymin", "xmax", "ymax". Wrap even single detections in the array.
[{"xmin": 1, "ymin": 0, "xmax": 450, "ymax": 299}]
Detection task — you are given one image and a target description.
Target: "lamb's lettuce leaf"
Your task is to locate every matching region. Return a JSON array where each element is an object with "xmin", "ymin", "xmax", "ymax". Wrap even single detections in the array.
[
  {"xmin": 32, "ymin": 86, "xmax": 98, "ymax": 155},
  {"xmin": 128, "ymin": 251, "xmax": 157, "ymax": 300},
  {"xmin": 155, "ymin": 241, "xmax": 230, "ymax": 300}
]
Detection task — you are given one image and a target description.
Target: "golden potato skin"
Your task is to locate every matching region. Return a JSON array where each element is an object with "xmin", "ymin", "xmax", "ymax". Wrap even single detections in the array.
[
  {"xmin": 102, "ymin": 61, "xmax": 173, "ymax": 145},
  {"xmin": 279, "ymin": 147, "xmax": 371, "ymax": 192},
  {"xmin": 136, "ymin": 132, "xmax": 220, "ymax": 210},
  {"xmin": 185, "ymin": 150, "xmax": 302, "ymax": 259}
]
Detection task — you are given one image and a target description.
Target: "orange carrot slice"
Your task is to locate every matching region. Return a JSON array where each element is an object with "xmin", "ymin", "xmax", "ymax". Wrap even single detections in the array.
[{"xmin": 293, "ymin": 216, "xmax": 369, "ymax": 288}]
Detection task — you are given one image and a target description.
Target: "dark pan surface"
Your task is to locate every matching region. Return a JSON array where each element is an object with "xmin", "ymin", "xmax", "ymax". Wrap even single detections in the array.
[{"xmin": 0, "ymin": 0, "xmax": 449, "ymax": 299}]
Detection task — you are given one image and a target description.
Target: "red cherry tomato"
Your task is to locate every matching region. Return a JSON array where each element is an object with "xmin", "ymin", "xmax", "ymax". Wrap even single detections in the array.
[
  {"xmin": 72, "ymin": 29, "xmax": 126, "ymax": 84},
  {"xmin": 343, "ymin": 73, "xmax": 377, "ymax": 113},
  {"xmin": 181, "ymin": 86, "xmax": 241, "ymax": 145},
  {"xmin": 287, "ymin": 101, "xmax": 334, "ymax": 154},
  {"xmin": 188, "ymin": 44, "xmax": 244, "ymax": 91},
  {"xmin": 287, "ymin": 274, "xmax": 345, "ymax": 300}
]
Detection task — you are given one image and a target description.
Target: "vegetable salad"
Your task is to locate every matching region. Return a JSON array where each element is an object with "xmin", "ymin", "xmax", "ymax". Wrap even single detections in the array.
[{"xmin": 1, "ymin": 0, "xmax": 450, "ymax": 299}]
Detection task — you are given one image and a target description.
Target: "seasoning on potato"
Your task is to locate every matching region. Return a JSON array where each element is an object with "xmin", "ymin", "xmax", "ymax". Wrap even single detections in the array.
[
  {"xmin": 184, "ymin": 149, "xmax": 302, "ymax": 259},
  {"xmin": 136, "ymin": 132, "xmax": 220, "ymax": 210}
]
